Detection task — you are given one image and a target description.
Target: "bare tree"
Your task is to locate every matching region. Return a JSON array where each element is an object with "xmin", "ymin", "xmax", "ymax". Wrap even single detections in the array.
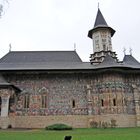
[{"xmin": 0, "ymin": 0, "xmax": 11, "ymax": 17}]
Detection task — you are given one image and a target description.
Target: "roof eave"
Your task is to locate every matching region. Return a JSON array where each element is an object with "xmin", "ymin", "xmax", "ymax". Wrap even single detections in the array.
[{"xmin": 88, "ymin": 26, "xmax": 115, "ymax": 39}]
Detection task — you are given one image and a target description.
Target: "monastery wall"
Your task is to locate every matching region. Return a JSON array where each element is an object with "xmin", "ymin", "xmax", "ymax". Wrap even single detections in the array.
[
  {"xmin": 6, "ymin": 72, "xmax": 138, "ymax": 116},
  {"xmin": 0, "ymin": 114, "xmax": 136, "ymax": 128},
  {"xmin": 1, "ymin": 72, "xmax": 140, "ymax": 128}
]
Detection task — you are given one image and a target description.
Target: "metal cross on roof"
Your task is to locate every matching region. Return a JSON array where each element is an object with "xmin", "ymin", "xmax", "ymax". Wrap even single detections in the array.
[
  {"xmin": 129, "ymin": 47, "xmax": 132, "ymax": 55},
  {"xmin": 123, "ymin": 47, "xmax": 126, "ymax": 55}
]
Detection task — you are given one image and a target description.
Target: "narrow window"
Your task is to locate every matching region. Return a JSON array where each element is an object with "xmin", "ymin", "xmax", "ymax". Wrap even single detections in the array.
[
  {"xmin": 42, "ymin": 95, "xmax": 47, "ymax": 108},
  {"xmin": 103, "ymin": 45, "xmax": 106, "ymax": 51},
  {"xmin": 24, "ymin": 95, "xmax": 30, "ymax": 108},
  {"xmin": 113, "ymin": 99, "xmax": 116, "ymax": 106},
  {"xmin": 101, "ymin": 99, "xmax": 104, "ymax": 107},
  {"xmin": 24, "ymin": 96, "xmax": 26, "ymax": 108},
  {"xmin": 72, "ymin": 100, "xmax": 75, "ymax": 108}
]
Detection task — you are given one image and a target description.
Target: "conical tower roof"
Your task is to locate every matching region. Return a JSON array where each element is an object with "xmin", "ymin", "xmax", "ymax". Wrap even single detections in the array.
[
  {"xmin": 94, "ymin": 8, "xmax": 108, "ymax": 28},
  {"xmin": 88, "ymin": 8, "xmax": 115, "ymax": 38}
]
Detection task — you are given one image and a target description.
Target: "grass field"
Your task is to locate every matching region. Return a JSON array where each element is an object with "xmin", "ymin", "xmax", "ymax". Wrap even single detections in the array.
[{"xmin": 0, "ymin": 127, "xmax": 140, "ymax": 140}]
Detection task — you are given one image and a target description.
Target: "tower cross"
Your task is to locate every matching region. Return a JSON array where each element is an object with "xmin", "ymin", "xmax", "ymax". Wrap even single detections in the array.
[
  {"xmin": 123, "ymin": 48, "xmax": 126, "ymax": 55},
  {"xmin": 9, "ymin": 43, "xmax": 12, "ymax": 52},
  {"xmin": 129, "ymin": 47, "xmax": 132, "ymax": 55}
]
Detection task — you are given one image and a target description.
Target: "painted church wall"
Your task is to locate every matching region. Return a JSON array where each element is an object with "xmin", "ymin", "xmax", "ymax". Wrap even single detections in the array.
[{"xmin": 3, "ymin": 72, "xmax": 140, "ymax": 117}]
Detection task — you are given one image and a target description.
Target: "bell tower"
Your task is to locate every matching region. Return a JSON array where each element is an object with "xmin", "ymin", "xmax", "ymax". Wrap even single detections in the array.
[{"xmin": 88, "ymin": 8, "xmax": 117, "ymax": 64}]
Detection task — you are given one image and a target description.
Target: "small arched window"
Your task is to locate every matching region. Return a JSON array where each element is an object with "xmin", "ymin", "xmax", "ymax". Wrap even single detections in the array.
[
  {"xmin": 72, "ymin": 100, "xmax": 75, "ymax": 108},
  {"xmin": 42, "ymin": 95, "xmax": 47, "ymax": 108},
  {"xmin": 24, "ymin": 95, "xmax": 30, "ymax": 108},
  {"xmin": 101, "ymin": 99, "xmax": 104, "ymax": 107},
  {"xmin": 113, "ymin": 99, "xmax": 116, "ymax": 106}
]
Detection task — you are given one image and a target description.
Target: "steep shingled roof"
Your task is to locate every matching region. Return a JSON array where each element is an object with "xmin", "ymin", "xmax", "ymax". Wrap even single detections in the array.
[
  {"xmin": 0, "ymin": 51, "xmax": 82, "ymax": 63},
  {"xmin": 94, "ymin": 8, "xmax": 108, "ymax": 28},
  {"xmin": 0, "ymin": 53, "xmax": 140, "ymax": 70}
]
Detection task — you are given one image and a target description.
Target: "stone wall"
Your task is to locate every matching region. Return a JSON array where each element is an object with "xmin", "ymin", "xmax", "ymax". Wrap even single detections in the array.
[{"xmin": 0, "ymin": 114, "xmax": 136, "ymax": 128}]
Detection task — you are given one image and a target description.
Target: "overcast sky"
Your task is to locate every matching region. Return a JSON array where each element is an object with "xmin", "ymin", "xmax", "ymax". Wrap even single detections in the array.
[{"xmin": 0, "ymin": 0, "xmax": 140, "ymax": 62}]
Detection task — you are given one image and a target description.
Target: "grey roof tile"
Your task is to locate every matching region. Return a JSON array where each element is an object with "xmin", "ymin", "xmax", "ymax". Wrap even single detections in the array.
[
  {"xmin": 94, "ymin": 8, "xmax": 108, "ymax": 28},
  {"xmin": 0, "ymin": 51, "xmax": 82, "ymax": 63},
  {"xmin": 0, "ymin": 52, "xmax": 140, "ymax": 71},
  {"xmin": 97, "ymin": 55, "xmax": 117, "ymax": 67},
  {"xmin": 123, "ymin": 55, "xmax": 140, "ymax": 65}
]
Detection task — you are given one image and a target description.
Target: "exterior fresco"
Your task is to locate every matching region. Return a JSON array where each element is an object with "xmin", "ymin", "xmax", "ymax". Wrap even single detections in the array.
[{"xmin": 3, "ymin": 72, "xmax": 138, "ymax": 117}]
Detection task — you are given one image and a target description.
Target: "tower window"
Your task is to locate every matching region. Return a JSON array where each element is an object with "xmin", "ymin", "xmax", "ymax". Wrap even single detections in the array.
[
  {"xmin": 102, "ymin": 39, "xmax": 106, "ymax": 42},
  {"xmin": 95, "ymin": 40, "xmax": 99, "ymax": 44},
  {"xmin": 101, "ymin": 99, "xmax": 104, "ymax": 107},
  {"xmin": 113, "ymin": 99, "xmax": 116, "ymax": 106},
  {"xmin": 72, "ymin": 100, "xmax": 75, "ymax": 108},
  {"xmin": 103, "ymin": 45, "xmax": 106, "ymax": 51}
]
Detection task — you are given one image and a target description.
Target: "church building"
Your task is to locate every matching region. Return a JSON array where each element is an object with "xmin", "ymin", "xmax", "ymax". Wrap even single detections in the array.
[{"xmin": 0, "ymin": 8, "xmax": 140, "ymax": 129}]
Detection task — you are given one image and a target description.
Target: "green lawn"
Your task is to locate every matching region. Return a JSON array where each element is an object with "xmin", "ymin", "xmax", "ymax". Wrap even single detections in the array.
[{"xmin": 0, "ymin": 127, "xmax": 140, "ymax": 140}]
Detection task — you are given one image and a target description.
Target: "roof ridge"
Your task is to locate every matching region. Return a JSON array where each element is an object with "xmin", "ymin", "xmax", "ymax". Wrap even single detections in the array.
[
  {"xmin": 0, "ymin": 50, "xmax": 82, "ymax": 63},
  {"xmin": 9, "ymin": 50, "xmax": 76, "ymax": 53}
]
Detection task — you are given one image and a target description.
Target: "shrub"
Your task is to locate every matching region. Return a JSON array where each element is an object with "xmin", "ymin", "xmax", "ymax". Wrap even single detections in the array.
[
  {"xmin": 102, "ymin": 122, "xmax": 109, "ymax": 129},
  {"xmin": 98, "ymin": 121, "xmax": 102, "ymax": 128},
  {"xmin": 90, "ymin": 121, "xmax": 98, "ymax": 128},
  {"xmin": 45, "ymin": 124, "xmax": 72, "ymax": 130},
  {"xmin": 110, "ymin": 119, "xmax": 117, "ymax": 128}
]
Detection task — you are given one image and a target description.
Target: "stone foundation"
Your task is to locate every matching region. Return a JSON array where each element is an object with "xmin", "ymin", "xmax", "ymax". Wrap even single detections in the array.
[{"xmin": 0, "ymin": 114, "xmax": 136, "ymax": 129}]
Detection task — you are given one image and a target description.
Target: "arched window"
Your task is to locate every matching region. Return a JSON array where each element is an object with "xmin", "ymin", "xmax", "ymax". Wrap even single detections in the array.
[
  {"xmin": 24, "ymin": 95, "xmax": 30, "ymax": 108},
  {"xmin": 9, "ymin": 96, "xmax": 15, "ymax": 113},
  {"xmin": 113, "ymin": 99, "xmax": 116, "ymax": 106},
  {"xmin": 42, "ymin": 95, "xmax": 47, "ymax": 108},
  {"xmin": 101, "ymin": 99, "xmax": 104, "ymax": 107},
  {"xmin": 72, "ymin": 100, "xmax": 75, "ymax": 108}
]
